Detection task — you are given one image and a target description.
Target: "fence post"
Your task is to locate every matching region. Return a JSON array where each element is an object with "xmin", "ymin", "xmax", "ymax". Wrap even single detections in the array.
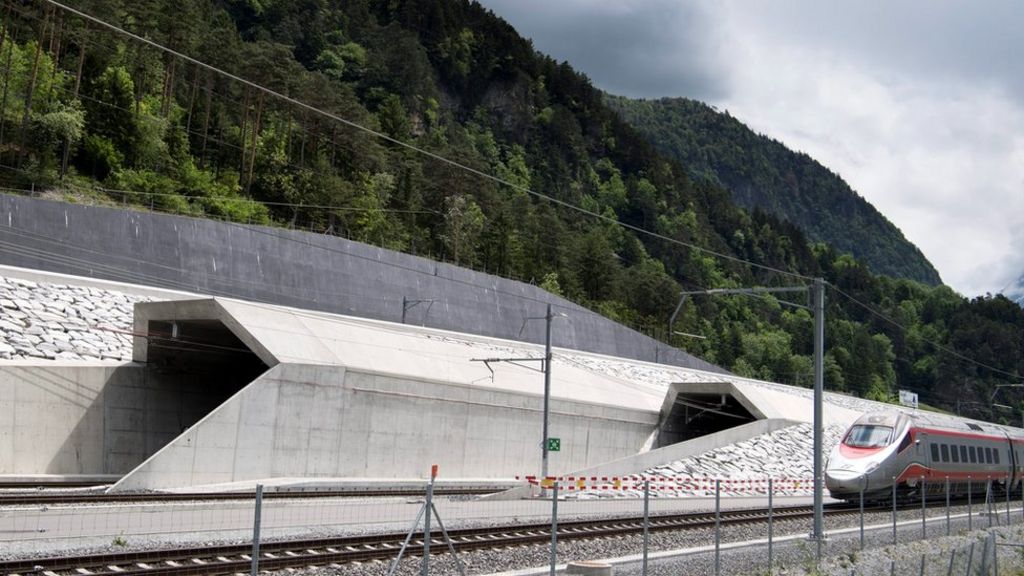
[
  {"xmin": 993, "ymin": 532, "xmax": 999, "ymax": 576},
  {"xmin": 859, "ymin": 478, "xmax": 864, "ymax": 550},
  {"xmin": 715, "ymin": 479, "xmax": 721, "ymax": 576},
  {"xmin": 921, "ymin": 476, "xmax": 926, "ymax": 538},
  {"xmin": 919, "ymin": 554, "xmax": 926, "ymax": 576},
  {"xmin": 965, "ymin": 542, "xmax": 974, "ymax": 576},
  {"xmin": 423, "ymin": 476, "xmax": 434, "ymax": 576},
  {"xmin": 892, "ymin": 478, "xmax": 898, "ymax": 546},
  {"xmin": 968, "ymin": 477, "xmax": 973, "ymax": 531},
  {"xmin": 642, "ymin": 479, "xmax": 650, "ymax": 576},
  {"xmin": 946, "ymin": 476, "xmax": 951, "ymax": 536},
  {"xmin": 986, "ymin": 478, "xmax": 993, "ymax": 528},
  {"xmin": 550, "ymin": 482, "xmax": 558, "ymax": 576},
  {"xmin": 1006, "ymin": 475, "xmax": 1011, "ymax": 525},
  {"xmin": 769, "ymin": 477, "xmax": 774, "ymax": 572},
  {"xmin": 980, "ymin": 532, "xmax": 990, "ymax": 576},
  {"xmin": 946, "ymin": 548, "xmax": 955, "ymax": 576},
  {"xmin": 251, "ymin": 484, "xmax": 263, "ymax": 576}
]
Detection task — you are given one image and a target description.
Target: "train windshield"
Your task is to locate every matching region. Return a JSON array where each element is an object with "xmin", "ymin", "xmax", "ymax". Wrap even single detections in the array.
[{"xmin": 844, "ymin": 425, "xmax": 893, "ymax": 448}]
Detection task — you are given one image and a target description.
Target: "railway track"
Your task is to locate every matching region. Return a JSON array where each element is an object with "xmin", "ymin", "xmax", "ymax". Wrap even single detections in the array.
[
  {"xmin": 0, "ymin": 504, "xmax": 843, "ymax": 576},
  {"xmin": 0, "ymin": 481, "xmax": 111, "ymax": 490},
  {"xmin": 0, "ymin": 488, "xmax": 500, "ymax": 506}
]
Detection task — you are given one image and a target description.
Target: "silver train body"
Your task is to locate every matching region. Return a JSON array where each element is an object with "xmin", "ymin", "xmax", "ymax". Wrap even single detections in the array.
[{"xmin": 825, "ymin": 411, "xmax": 1024, "ymax": 501}]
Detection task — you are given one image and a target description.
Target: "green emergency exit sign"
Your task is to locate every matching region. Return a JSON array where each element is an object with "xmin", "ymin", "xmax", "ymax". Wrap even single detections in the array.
[{"xmin": 546, "ymin": 437, "xmax": 561, "ymax": 452}]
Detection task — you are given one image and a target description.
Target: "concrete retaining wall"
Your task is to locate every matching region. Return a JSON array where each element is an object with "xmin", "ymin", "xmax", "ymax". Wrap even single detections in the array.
[
  {"xmin": 113, "ymin": 363, "xmax": 659, "ymax": 491},
  {"xmin": 567, "ymin": 418, "xmax": 800, "ymax": 479},
  {"xmin": 0, "ymin": 193, "xmax": 721, "ymax": 373},
  {"xmin": 0, "ymin": 363, "xmax": 224, "ymax": 475}
]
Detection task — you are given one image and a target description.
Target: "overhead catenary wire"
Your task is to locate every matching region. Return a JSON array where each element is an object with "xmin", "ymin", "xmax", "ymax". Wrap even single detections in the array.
[
  {"xmin": 0, "ymin": 218, "xmax": 689, "ymax": 351},
  {"xmin": 0, "ymin": 3, "xmax": 394, "ymax": 193},
  {"xmin": 829, "ymin": 284, "xmax": 1021, "ymax": 381},
  {"xmin": 10, "ymin": 0, "xmax": 1015, "ymax": 389},
  {"xmin": 1, "ymin": 0, "xmax": 807, "ymax": 340},
  {"xmin": 0, "ymin": 180, "xmax": 441, "ymax": 217},
  {"xmin": 0, "ymin": 225, "xmax": 400, "ymax": 307},
  {"xmin": 36, "ymin": 0, "xmax": 814, "ymax": 285}
]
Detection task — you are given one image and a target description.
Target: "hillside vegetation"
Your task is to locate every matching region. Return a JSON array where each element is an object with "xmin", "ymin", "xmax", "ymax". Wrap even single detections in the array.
[
  {"xmin": 604, "ymin": 95, "xmax": 942, "ymax": 286},
  {"xmin": 0, "ymin": 0, "xmax": 1020, "ymax": 418}
]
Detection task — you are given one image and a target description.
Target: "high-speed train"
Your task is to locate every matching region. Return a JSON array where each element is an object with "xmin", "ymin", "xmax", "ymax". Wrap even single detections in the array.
[{"xmin": 825, "ymin": 411, "xmax": 1024, "ymax": 501}]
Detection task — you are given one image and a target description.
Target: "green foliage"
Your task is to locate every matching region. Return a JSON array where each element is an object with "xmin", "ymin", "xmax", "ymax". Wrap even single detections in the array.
[
  {"xmin": 442, "ymin": 194, "xmax": 485, "ymax": 266},
  {"xmin": 315, "ymin": 41, "xmax": 367, "ymax": 82},
  {"xmin": 34, "ymin": 102, "xmax": 85, "ymax": 148},
  {"xmin": 539, "ymin": 272, "xmax": 563, "ymax": 297},
  {"xmin": 79, "ymin": 135, "xmax": 123, "ymax": 181},
  {"xmin": 83, "ymin": 66, "xmax": 139, "ymax": 161},
  {"xmin": 604, "ymin": 95, "xmax": 943, "ymax": 285},
  {"xmin": 0, "ymin": 0, "xmax": 1019, "ymax": 419},
  {"xmin": 377, "ymin": 94, "xmax": 410, "ymax": 140}
]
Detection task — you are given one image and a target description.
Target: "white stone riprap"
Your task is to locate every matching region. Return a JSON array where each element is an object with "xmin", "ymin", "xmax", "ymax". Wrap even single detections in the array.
[
  {"xmin": 563, "ymin": 423, "xmax": 846, "ymax": 499},
  {"xmin": 0, "ymin": 274, "xmax": 932, "ymax": 501},
  {"xmin": 0, "ymin": 276, "xmax": 147, "ymax": 361}
]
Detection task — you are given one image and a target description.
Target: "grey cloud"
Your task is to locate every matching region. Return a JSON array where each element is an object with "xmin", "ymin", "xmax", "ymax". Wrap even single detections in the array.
[
  {"xmin": 730, "ymin": 1, "xmax": 1024, "ymax": 103},
  {"xmin": 479, "ymin": 0, "xmax": 1024, "ymax": 296},
  {"xmin": 481, "ymin": 1, "xmax": 1024, "ymax": 103},
  {"xmin": 477, "ymin": 0, "xmax": 730, "ymax": 100}
]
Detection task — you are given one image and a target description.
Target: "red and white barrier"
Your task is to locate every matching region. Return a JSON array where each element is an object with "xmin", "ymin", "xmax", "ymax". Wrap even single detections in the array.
[{"xmin": 514, "ymin": 475, "xmax": 814, "ymax": 495}]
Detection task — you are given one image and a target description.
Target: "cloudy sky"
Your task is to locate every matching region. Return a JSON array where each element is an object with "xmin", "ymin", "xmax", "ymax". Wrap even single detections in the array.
[{"xmin": 478, "ymin": 0, "xmax": 1024, "ymax": 298}]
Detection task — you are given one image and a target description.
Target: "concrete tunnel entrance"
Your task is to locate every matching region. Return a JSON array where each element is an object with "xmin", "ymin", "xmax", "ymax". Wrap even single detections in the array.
[
  {"xmin": 143, "ymin": 319, "xmax": 268, "ymax": 434},
  {"xmin": 655, "ymin": 385, "xmax": 759, "ymax": 449}
]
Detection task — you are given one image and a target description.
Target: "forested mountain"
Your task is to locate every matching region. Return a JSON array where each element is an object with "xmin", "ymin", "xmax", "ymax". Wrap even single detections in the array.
[
  {"xmin": 0, "ymin": 0, "xmax": 1020, "ymax": 419},
  {"xmin": 603, "ymin": 96, "xmax": 942, "ymax": 286}
]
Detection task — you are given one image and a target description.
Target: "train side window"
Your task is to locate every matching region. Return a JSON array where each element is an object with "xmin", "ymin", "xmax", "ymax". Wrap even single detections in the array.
[
  {"xmin": 941, "ymin": 444, "xmax": 950, "ymax": 462},
  {"xmin": 984, "ymin": 447, "xmax": 992, "ymax": 464},
  {"xmin": 952, "ymin": 445, "xmax": 960, "ymax": 462},
  {"xmin": 930, "ymin": 444, "xmax": 939, "ymax": 461},
  {"xmin": 969, "ymin": 446, "xmax": 977, "ymax": 463},
  {"xmin": 960, "ymin": 445, "xmax": 968, "ymax": 462},
  {"xmin": 995, "ymin": 449, "xmax": 1000, "ymax": 464},
  {"xmin": 897, "ymin": 432, "xmax": 913, "ymax": 453}
]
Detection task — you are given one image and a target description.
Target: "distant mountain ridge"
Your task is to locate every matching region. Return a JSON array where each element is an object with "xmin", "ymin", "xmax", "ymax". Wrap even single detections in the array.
[
  {"xmin": 1008, "ymin": 274, "xmax": 1024, "ymax": 307},
  {"xmin": 603, "ymin": 95, "xmax": 942, "ymax": 286}
]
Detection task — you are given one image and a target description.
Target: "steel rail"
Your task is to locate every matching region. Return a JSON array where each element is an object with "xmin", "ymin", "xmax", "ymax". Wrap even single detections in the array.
[
  {"xmin": 1, "ymin": 504, "xmax": 845, "ymax": 575},
  {"xmin": 0, "ymin": 488, "xmax": 500, "ymax": 506}
]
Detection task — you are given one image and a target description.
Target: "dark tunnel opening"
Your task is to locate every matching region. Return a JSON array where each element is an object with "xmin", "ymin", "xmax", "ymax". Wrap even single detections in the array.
[
  {"xmin": 656, "ymin": 392, "xmax": 757, "ymax": 448},
  {"xmin": 144, "ymin": 319, "xmax": 269, "ymax": 432}
]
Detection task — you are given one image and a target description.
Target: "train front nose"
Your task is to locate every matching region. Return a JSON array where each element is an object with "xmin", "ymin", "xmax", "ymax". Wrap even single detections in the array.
[{"xmin": 825, "ymin": 466, "xmax": 867, "ymax": 498}]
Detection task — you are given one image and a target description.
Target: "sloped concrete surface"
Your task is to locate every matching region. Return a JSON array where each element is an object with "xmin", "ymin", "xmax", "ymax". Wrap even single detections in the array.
[
  {"xmin": 112, "ymin": 362, "xmax": 657, "ymax": 491},
  {"xmin": 8, "ymin": 269, "xmax": 1013, "ymax": 495}
]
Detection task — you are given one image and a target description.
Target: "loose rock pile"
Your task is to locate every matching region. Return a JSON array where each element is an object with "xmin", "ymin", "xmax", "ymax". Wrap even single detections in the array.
[
  {"xmin": 0, "ymin": 276, "xmax": 145, "ymax": 361},
  {"xmin": 565, "ymin": 423, "xmax": 847, "ymax": 499},
  {"xmin": 643, "ymin": 423, "xmax": 846, "ymax": 494}
]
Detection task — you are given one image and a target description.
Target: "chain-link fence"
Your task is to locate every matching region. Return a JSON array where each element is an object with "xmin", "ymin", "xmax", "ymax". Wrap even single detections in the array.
[{"xmin": 5, "ymin": 474, "xmax": 1024, "ymax": 575}]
